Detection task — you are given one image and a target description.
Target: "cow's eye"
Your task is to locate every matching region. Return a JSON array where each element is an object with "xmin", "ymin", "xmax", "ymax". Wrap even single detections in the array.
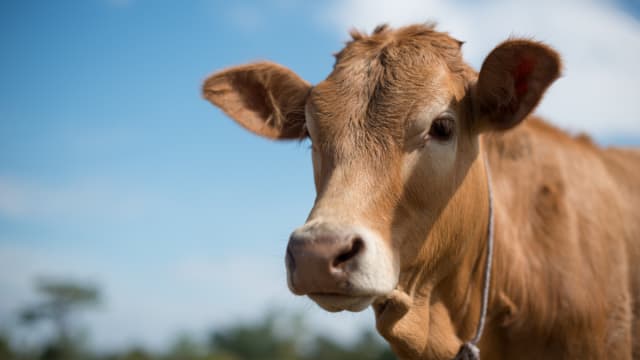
[{"xmin": 428, "ymin": 116, "xmax": 454, "ymax": 141}]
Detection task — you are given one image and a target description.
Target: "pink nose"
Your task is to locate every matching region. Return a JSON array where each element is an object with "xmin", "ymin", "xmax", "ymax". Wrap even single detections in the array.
[{"xmin": 286, "ymin": 228, "xmax": 365, "ymax": 296}]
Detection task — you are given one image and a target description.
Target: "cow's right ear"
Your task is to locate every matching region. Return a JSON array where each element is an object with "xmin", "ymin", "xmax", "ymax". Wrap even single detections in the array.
[
  {"xmin": 203, "ymin": 62, "xmax": 311, "ymax": 140},
  {"xmin": 472, "ymin": 40, "xmax": 561, "ymax": 133}
]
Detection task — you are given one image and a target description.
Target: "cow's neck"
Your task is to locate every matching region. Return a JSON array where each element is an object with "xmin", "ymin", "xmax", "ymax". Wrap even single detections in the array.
[{"xmin": 376, "ymin": 146, "xmax": 494, "ymax": 360}]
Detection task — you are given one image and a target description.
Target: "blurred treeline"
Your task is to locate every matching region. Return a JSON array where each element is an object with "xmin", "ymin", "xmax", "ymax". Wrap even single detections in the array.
[{"xmin": 1, "ymin": 279, "xmax": 396, "ymax": 360}]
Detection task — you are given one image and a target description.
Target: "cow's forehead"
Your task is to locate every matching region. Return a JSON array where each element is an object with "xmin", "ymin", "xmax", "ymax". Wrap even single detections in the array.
[
  {"xmin": 311, "ymin": 58, "xmax": 450, "ymax": 112},
  {"xmin": 306, "ymin": 25, "xmax": 470, "ymax": 151}
]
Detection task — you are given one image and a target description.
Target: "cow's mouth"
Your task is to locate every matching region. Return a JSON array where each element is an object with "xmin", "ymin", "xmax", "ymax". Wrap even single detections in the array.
[{"xmin": 308, "ymin": 293, "xmax": 377, "ymax": 312}]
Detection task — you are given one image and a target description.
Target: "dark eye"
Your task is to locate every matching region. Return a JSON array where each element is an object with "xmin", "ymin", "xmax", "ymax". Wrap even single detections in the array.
[{"xmin": 428, "ymin": 116, "xmax": 455, "ymax": 141}]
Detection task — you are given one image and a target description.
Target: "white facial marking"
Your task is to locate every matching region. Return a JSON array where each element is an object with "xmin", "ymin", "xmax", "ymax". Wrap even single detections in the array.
[{"xmin": 347, "ymin": 225, "xmax": 399, "ymax": 297}]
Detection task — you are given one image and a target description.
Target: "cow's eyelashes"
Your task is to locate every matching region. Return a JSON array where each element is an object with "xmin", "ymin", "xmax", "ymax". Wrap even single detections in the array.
[{"xmin": 428, "ymin": 115, "xmax": 455, "ymax": 141}]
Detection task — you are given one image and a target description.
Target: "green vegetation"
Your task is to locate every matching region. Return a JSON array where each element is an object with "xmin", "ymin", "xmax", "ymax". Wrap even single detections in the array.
[{"xmin": 2, "ymin": 279, "xmax": 396, "ymax": 360}]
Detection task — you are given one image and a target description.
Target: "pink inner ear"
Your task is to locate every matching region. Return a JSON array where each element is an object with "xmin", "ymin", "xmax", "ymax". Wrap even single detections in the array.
[{"xmin": 513, "ymin": 57, "xmax": 536, "ymax": 97}]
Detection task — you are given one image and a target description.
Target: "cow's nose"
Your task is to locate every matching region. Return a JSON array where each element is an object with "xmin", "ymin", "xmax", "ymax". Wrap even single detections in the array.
[{"xmin": 286, "ymin": 228, "xmax": 365, "ymax": 295}]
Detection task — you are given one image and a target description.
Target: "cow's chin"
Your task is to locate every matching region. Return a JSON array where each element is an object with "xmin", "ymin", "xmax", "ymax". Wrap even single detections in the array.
[{"xmin": 308, "ymin": 293, "xmax": 377, "ymax": 312}]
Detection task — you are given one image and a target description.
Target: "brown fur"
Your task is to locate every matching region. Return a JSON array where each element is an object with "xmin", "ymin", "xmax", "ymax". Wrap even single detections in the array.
[{"xmin": 203, "ymin": 23, "xmax": 640, "ymax": 359}]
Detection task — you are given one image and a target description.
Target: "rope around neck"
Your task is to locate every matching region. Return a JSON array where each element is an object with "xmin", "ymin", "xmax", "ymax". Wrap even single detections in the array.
[{"xmin": 453, "ymin": 157, "xmax": 495, "ymax": 360}]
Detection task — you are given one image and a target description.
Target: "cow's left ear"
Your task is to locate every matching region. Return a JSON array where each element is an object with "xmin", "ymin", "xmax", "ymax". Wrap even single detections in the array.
[
  {"xmin": 473, "ymin": 40, "xmax": 561, "ymax": 132},
  {"xmin": 203, "ymin": 62, "xmax": 311, "ymax": 140}
]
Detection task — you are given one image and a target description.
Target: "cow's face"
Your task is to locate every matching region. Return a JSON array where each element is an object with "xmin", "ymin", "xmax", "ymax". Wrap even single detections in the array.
[{"xmin": 204, "ymin": 24, "xmax": 560, "ymax": 313}]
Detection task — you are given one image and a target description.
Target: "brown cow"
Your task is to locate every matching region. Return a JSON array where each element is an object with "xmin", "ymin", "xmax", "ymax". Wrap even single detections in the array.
[{"xmin": 203, "ymin": 24, "xmax": 640, "ymax": 359}]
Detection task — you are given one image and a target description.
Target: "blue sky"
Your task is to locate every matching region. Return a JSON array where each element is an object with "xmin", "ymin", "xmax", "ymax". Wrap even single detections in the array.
[{"xmin": 1, "ymin": 0, "xmax": 639, "ymax": 350}]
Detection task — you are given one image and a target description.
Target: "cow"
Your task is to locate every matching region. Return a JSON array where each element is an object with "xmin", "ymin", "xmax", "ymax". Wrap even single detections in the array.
[{"xmin": 203, "ymin": 24, "xmax": 640, "ymax": 359}]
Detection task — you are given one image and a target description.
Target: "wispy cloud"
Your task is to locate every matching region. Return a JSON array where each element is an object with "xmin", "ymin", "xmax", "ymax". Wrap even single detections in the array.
[
  {"xmin": 324, "ymin": 0, "xmax": 640, "ymax": 139},
  {"xmin": 226, "ymin": 4, "xmax": 266, "ymax": 32},
  {"xmin": 0, "ymin": 176, "xmax": 158, "ymax": 223}
]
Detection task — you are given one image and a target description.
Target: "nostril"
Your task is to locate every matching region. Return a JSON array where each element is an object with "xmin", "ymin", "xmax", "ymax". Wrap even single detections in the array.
[{"xmin": 332, "ymin": 237, "xmax": 364, "ymax": 268}]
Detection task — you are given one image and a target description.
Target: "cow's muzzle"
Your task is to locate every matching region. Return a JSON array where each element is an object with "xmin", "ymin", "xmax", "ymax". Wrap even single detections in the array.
[{"xmin": 285, "ymin": 223, "xmax": 398, "ymax": 312}]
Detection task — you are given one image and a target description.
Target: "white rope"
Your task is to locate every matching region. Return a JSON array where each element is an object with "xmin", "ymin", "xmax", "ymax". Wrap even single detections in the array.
[{"xmin": 454, "ymin": 156, "xmax": 494, "ymax": 360}]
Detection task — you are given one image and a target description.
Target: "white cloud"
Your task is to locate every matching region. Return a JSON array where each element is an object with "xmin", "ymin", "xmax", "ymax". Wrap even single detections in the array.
[
  {"xmin": 0, "ymin": 176, "xmax": 158, "ymax": 223},
  {"xmin": 324, "ymin": 0, "xmax": 640, "ymax": 139}
]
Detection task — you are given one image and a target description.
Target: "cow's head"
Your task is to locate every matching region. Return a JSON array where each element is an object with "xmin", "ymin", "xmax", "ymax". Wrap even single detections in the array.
[{"xmin": 204, "ymin": 24, "xmax": 560, "ymax": 315}]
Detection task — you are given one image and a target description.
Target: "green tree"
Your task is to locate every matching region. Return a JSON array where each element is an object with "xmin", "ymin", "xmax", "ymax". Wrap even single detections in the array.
[
  {"xmin": 210, "ymin": 313, "xmax": 300, "ymax": 360},
  {"xmin": 208, "ymin": 311, "xmax": 396, "ymax": 360},
  {"xmin": 164, "ymin": 333, "xmax": 208, "ymax": 360},
  {"xmin": 117, "ymin": 347, "xmax": 153, "ymax": 360},
  {"xmin": 19, "ymin": 278, "xmax": 100, "ymax": 359},
  {"xmin": 0, "ymin": 332, "xmax": 14, "ymax": 360},
  {"xmin": 306, "ymin": 331, "xmax": 395, "ymax": 360}
]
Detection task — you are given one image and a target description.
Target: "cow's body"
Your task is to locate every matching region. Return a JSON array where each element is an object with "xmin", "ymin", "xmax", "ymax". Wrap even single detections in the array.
[
  {"xmin": 204, "ymin": 24, "xmax": 640, "ymax": 359},
  {"xmin": 369, "ymin": 117, "xmax": 640, "ymax": 359},
  {"xmin": 488, "ymin": 119, "xmax": 640, "ymax": 359}
]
